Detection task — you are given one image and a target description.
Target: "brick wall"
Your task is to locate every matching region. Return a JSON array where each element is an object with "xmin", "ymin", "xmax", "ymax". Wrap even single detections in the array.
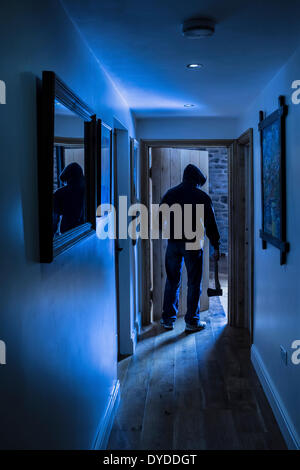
[{"xmin": 200, "ymin": 147, "xmax": 228, "ymax": 254}]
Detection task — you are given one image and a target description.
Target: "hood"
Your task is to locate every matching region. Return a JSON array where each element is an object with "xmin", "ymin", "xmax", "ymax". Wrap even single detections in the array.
[
  {"xmin": 182, "ymin": 164, "xmax": 206, "ymax": 187},
  {"xmin": 60, "ymin": 162, "xmax": 84, "ymax": 186}
]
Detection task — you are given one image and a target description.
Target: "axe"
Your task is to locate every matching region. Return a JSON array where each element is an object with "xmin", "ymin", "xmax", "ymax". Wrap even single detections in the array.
[{"xmin": 207, "ymin": 257, "xmax": 223, "ymax": 297}]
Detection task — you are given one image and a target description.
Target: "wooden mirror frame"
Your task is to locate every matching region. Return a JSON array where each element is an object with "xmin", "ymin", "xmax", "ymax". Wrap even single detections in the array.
[
  {"xmin": 38, "ymin": 71, "xmax": 97, "ymax": 262},
  {"xmin": 96, "ymin": 119, "xmax": 113, "ymax": 213},
  {"xmin": 130, "ymin": 138, "xmax": 139, "ymax": 204}
]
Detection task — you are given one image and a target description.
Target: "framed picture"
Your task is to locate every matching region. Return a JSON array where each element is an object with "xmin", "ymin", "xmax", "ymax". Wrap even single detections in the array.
[
  {"xmin": 97, "ymin": 120, "xmax": 112, "ymax": 215},
  {"xmin": 258, "ymin": 95, "xmax": 289, "ymax": 264},
  {"xmin": 130, "ymin": 138, "xmax": 139, "ymax": 203},
  {"xmin": 38, "ymin": 71, "xmax": 97, "ymax": 262}
]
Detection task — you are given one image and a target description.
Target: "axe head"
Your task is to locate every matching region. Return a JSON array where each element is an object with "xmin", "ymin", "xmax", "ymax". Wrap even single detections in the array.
[{"xmin": 207, "ymin": 287, "xmax": 223, "ymax": 297}]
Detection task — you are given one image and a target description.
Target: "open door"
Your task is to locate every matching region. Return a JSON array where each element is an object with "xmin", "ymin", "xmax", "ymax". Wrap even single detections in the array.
[
  {"xmin": 114, "ymin": 126, "xmax": 136, "ymax": 356},
  {"xmin": 130, "ymin": 138, "xmax": 142, "ymax": 336}
]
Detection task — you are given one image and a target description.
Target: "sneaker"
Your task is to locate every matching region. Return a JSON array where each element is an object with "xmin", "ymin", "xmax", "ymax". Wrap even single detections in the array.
[
  {"xmin": 160, "ymin": 318, "xmax": 174, "ymax": 330},
  {"xmin": 185, "ymin": 321, "xmax": 206, "ymax": 332}
]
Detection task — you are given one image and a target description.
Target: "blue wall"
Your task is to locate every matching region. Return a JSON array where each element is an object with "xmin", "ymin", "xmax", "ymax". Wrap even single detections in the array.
[
  {"xmin": 237, "ymin": 45, "xmax": 300, "ymax": 449},
  {"xmin": 136, "ymin": 59, "xmax": 300, "ymax": 449},
  {"xmin": 1, "ymin": 0, "xmax": 299, "ymax": 451},
  {"xmin": 136, "ymin": 116, "xmax": 238, "ymax": 140},
  {"xmin": 0, "ymin": 0, "xmax": 135, "ymax": 449}
]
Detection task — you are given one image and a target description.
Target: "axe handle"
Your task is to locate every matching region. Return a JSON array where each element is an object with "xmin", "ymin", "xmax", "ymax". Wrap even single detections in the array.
[{"xmin": 214, "ymin": 258, "xmax": 221, "ymax": 290}]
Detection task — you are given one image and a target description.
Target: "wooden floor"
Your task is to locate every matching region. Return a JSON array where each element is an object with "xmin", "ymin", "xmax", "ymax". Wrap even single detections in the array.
[{"xmin": 108, "ymin": 296, "xmax": 286, "ymax": 450}]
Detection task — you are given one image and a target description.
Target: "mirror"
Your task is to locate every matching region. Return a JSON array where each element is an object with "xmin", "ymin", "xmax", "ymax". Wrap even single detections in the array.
[
  {"xmin": 53, "ymin": 100, "xmax": 86, "ymax": 238},
  {"xmin": 38, "ymin": 71, "xmax": 97, "ymax": 262}
]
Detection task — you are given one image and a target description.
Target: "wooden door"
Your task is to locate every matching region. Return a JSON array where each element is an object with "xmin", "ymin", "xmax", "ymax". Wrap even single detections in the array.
[{"xmin": 151, "ymin": 148, "xmax": 209, "ymax": 321}]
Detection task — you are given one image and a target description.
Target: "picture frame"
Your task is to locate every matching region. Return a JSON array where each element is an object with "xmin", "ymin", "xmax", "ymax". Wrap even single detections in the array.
[
  {"xmin": 258, "ymin": 95, "xmax": 289, "ymax": 264},
  {"xmin": 97, "ymin": 120, "xmax": 112, "ymax": 215},
  {"xmin": 38, "ymin": 71, "xmax": 97, "ymax": 262},
  {"xmin": 130, "ymin": 138, "xmax": 139, "ymax": 204}
]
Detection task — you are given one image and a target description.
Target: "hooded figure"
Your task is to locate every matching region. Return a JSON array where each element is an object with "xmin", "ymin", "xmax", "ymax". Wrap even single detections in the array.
[
  {"xmin": 159, "ymin": 163, "xmax": 220, "ymax": 332},
  {"xmin": 182, "ymin": 163, "xmax": 207, "ymax": 187},
  {"xmin": 53, "ymin": 162, "xmax": 85, "ymax": 235}
]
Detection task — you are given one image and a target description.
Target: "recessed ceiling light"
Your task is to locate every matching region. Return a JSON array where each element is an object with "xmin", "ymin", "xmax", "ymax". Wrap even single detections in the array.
[
  {"xmin": 187, "ymin": 63, "xmax": 203, "ymax": 69},
  {"xmin": 184, "ymin": 104, "xmax": 195, "ymax": 108}
]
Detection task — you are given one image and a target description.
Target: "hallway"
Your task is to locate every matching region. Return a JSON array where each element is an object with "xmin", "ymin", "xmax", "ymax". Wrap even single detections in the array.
[
  {"xmin": 108, "ymin": 297, "xmax": 286, "ymax": 450},
  {"xmin": 2, "ymin": 0, "xmax": 300, "ymax": 452}
]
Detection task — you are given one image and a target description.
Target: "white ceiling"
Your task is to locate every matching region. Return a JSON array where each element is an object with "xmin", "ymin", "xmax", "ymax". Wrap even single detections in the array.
[{"xmin": 62, "ymin": 0, "xmax": 300, "ymax": 118}]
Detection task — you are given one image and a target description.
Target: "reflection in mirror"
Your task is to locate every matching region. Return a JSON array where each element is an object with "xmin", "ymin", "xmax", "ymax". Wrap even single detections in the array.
[{"xmin": 53, "ymin": 100, "xmax": 86, "ymax": 238}]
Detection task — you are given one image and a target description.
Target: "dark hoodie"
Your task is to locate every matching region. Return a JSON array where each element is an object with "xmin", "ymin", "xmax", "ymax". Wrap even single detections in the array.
[
  {"xmin": 53, "ymin": 162, "xmax": 85, "ymax": 234},
  {"xmin": 160, "ymin": 164, "xmax": 220, "ymax": 248}
]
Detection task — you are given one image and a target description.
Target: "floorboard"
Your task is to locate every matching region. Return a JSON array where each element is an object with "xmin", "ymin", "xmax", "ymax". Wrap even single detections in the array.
[{"xmin": 107, "ymin": 278, "xmax": 287, "ymax": 451}]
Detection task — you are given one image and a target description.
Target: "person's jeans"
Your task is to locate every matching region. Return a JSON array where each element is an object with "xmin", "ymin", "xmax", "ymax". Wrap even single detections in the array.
[{"xmin": 162, "ymin": 241, "xmax": 203, "ymax": 325}]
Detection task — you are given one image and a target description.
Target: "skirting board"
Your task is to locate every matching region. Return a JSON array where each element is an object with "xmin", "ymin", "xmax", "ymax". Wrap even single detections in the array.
[
  {"xmin": 251, "ymin": 345, "xmax": 300, "ymax": 450},
  {"xmin": 93, "ymin": 380, "xmax": 120, "ymax": 450}
]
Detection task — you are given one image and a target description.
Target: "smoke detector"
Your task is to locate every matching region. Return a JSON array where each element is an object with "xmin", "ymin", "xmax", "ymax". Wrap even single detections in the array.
[{"xmin": 181, "ymin": 18, "xmax": 215, "ymax": 38}]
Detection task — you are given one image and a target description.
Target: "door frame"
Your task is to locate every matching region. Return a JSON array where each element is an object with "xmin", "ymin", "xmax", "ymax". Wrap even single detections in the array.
[
  {"xmin": 114, "ymin": 123, "xmax": 137, "ymax": 357},
  {"xmin": 228, "ymin": 129, "xmax": 254, "ymax": 342},
  {"xmin": 113, "ymin": 129, "xmax": 121, "ymax": 356},
  {"xmin": 140, "ymin": 139, "xmax": 234, "ymax": 326}
]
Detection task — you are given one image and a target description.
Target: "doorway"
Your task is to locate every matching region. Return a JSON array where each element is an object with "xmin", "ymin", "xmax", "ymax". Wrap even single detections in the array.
[
  {"xmin": 140, "ymin": 136, "xmax": 253, "ymax": 337},
  {"xmin": 150, "ymin": 147, "xmax": 210, "ymax": 321},
  {"xmin": 114, "ymin": 121, "xmax": 137, "ymax": 357}
]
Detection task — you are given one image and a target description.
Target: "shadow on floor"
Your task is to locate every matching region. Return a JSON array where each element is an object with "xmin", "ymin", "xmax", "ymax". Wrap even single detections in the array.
[{"xmin": 108, "ymin": 295, "xmax": 286, "ymax": 450}]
